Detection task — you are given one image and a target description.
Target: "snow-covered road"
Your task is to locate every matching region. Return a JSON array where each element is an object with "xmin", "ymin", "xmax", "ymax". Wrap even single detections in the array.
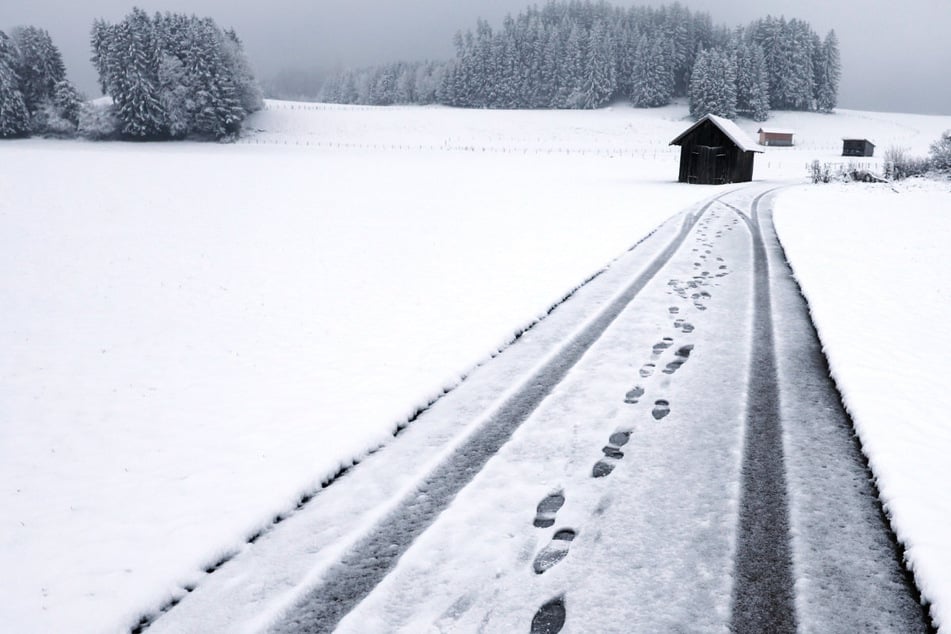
[{"xmin": 150, "ymin": 184, "xmax": 930, "ymax": 633}]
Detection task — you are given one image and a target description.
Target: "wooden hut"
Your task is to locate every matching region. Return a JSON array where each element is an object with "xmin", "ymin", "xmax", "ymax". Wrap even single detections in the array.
[
  {"xmin": 842, "ymin": 138, "xmax": 875, "ymax": 157},
  {"xmin": 669, "ymin": 114, "xmax": 763, "ymax": 185},
  {"xmin": 758, "ymin": 127, "xmax": 795, "ymax": 146}
]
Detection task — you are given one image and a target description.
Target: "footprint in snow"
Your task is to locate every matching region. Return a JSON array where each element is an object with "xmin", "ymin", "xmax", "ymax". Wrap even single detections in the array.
[
  {"xmin": 639, "ymin": 363, "xmax": 655, "ymax": 378},
  {"xmin": 652, "ymin": 400, "xmax": 671, "ymax": 420},
  {"xmin": 601, "ymin": 430, "xmax": 631, "ymax": 459},
  {"xmin": 681, "ymin": 322, "xmax": 695, "ymax": 334},
  {"xmin": 533, "ymin": 492, "xmax": 566, "ymax": 529},
  {"xmin": 624, "ymin": 385, "xmax": 645, "ymax": 404},
  {"xmin": 663, "ymin": 345, "xmax": 694, "ymax": 375},
  {"xmin": 531, "ymin": 596, "xmax": 566, "ymax": 634},
  {"xmin": 592, "ymin": 459, "xmax": 616, "ymax": 478},
  {"xmin": 592, "ymin": 431, "xmax": 632, "ymax": 478},
  {"xmin": 608, "ymin": 430, "xmax": 632, "ymax": 447},
  {"xmin": 669, "ymin": 306, "xmax": 680, "ymax": 315},
  {"xmin": 652, "ymin": 338, "xmax": 674, "ymax": 356},
  {"xmin": 533, "ymin": 529, "xmax": 576, "ymax": 574}
]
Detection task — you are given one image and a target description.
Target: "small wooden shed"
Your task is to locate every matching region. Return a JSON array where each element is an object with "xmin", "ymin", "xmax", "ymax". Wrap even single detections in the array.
[
  {"xmin": 669, "ymin": 114, "xmax": 763, "ymax": 185},
  {"xmin": 842, "ymin": 138, "xmax": 875, "ymax": 157},
  {"xmin": 758, "ymin": 127, "xmax": 795, "ymax": 146}
]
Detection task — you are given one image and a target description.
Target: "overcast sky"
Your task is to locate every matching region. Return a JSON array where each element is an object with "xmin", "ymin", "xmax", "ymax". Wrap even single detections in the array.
[{"xmin": 2, "ymin": 0, "xmax": 949, "ymax": 115}]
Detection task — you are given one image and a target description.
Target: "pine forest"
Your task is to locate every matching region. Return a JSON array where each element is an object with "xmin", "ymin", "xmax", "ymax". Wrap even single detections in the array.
[{"xmin": 319, "ymin": 1, "xmax": 841, "ymax": 121}]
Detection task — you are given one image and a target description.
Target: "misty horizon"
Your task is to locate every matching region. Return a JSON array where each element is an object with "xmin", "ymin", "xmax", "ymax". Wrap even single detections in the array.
[{"xmin": 3, "ymin": 0, "xmax": 950, "ymax": 115}]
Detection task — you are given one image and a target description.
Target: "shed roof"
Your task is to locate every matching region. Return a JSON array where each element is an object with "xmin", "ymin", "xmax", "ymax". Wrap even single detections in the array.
[
  {"xmin": 758, "ymin": 127, "xmax": 795, "ymax": 135},
  {"xmin": 669, "ymin": 114, "xmax": 763, "ymax": 153}
]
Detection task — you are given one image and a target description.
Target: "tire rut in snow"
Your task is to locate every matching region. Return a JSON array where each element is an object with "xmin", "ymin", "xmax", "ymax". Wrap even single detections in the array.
[
  {"xmin": 267, "ymin": 196, "xmax": 729, "ymax": 633},
  {"xmin": 729, "ymin": 189, "xmax": 797, "ymax": 633}
]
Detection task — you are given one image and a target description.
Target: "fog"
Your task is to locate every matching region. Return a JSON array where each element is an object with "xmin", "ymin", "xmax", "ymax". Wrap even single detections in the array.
[{"xmin": 2, "ymin": 0, "xmax": 949, "ymax": 114}]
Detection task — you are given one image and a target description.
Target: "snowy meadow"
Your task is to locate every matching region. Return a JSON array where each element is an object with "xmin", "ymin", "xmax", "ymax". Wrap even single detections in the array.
[{"xmin": 1, "ymin": 101, "xmax": 950, "ymax": 632}]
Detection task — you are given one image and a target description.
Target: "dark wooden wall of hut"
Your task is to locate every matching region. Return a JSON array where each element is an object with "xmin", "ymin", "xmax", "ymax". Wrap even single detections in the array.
[
  {"xmin": 842, "ymin": 139, "xmax": 875, "ymax": 157},
  {"xmin": 676, "ymin": 120, "xmax": 755, "ymax": 185}
]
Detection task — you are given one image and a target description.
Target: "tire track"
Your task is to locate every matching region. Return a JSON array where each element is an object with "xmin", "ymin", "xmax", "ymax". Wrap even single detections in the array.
[
  {"xmin": 730, "ymin": 188, "xmax": 797, "ymax": 633},
  {"xmin": 268, "ymin": 193, "xmax": 733, "ymax": 633},
  {"xmin": 731, "ymin": 186, "xmax": 932, "ymax": 632}
]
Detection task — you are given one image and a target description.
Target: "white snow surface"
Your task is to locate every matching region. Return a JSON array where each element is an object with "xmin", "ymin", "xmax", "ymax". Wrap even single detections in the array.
[
  {"xmin": 2, "ymin": 100, "xmax": 951, "ymax": 632},
  {"xmin": 0, "ymin": 102, "xmax": 716, "ymax": 634},
  {"xmin": 774, "ymin": 179, "xmax": 951, "ymax": 631}
]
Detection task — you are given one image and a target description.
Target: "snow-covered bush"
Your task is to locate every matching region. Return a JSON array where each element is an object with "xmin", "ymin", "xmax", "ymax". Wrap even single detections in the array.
[
  {"xmin": 809, "ymin": 160, "xmax": 833, "ymax": 183},
  {"xmin": 77, "ymin": 101, "xmax": 120, "ymax": 140},
  {"xmin": 930, "ymin": 130, "xmax": 951, "ymax": 172},
  {"xmin": 884, "ymin": 146, "xmax": 931, "ymax": 180},
  {"xmin": 809, "ymin": 160, "xmax": 887, "ymax": 184},
  {"xmin": 30, "ymin": 102, "xmax": 75, "ymax": 137}
]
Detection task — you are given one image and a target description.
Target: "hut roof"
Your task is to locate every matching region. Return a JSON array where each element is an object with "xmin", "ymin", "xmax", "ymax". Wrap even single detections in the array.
[
  {"xmin": 669, "ymin": 114, "xmax": 763, "ymax": 153},
  {"xmin": 758, "ymin": 127, "xmax": 795, "ymax": 135}
]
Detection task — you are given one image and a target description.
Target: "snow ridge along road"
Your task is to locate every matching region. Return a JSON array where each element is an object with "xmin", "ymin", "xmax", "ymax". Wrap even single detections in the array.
[{"xmin": 152, "ymin": 184, "xmax": 933, "ymax": 633}]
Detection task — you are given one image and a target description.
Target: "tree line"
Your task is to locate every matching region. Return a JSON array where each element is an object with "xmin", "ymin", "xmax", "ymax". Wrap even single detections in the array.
[
  {"xmin": 0, "ymin": 7, "xmax": 262, "ymax": 140},
  {"xmin": 319, "ymin": 1, "xmax": 841, "ymax": 121}
]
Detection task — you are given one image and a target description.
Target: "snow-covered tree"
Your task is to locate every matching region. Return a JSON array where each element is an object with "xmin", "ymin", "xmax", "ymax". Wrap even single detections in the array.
[
  {"xmin": 0, "ymin": 31, "xmax": 30, "ymax": 137},
  {"xmin": 579, "ymin": 20, "xmax": 616, "ymax": 109},
  {"xmin": 114, "ymin": 9, "xmax": 166, "ymax": 138},
  {"xmin": 221, "ymin": 28, "xmax": 264, "ymax": 114},
  {"xmin": 315, "ymin": 2, "xmax": 832, "ymax": 115},
  {"xmin": 9, "ymin": 26, "xmax": 67, "ymax": 114},
  {"xmin": 90, "ymin": 9, "xmax": 261, "ymax": 140},
  {"xmin": 3, "ymin": 26, "xmax": 82, "ymax": 136},
  {"xmin": 630, "ymin": 34, "xmax": 674, "ymax": 107},
  {"xmin": 815, "ymin": 30, "xmax": 840, "ymax": 113},
  {"xmin": 689, "ymin": 47, "xmax": 736, "ymax": 119},
  {"xmin": 735, "ymin": 41, "xmax": 769, "ymax": 121},
  {"xmin": 156, "ymin": 53, "xmax": 190, "ymax": 137}
]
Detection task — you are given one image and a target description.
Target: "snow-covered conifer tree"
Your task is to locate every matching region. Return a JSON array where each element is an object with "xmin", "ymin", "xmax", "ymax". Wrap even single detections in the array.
[
  {"xmin": 91, "ymin": 9, "xmax": 260, "ymax": 140},
  {"xmin": 0, "ymin": 31, "xmax": 30, "ymax": 137},
  {"xmin": 689, "ymin": 47, "xmax": 736, "ymax": 119},
  {"xmin": 9, "ymin": 26, "xmax": 67, "ymax": 114},
  {"xmin": 630, "ymin": 34, "xmax": 674, "ymax": 107},
  {"xmin": 579, "ymin": 20, "xmax": 616, "ymax": 109},
  {"xmin": 113, "ymin": 9, "xmax": 166, "ymax": 137},
  {"xmin": 221, "ymin": 29, "xmax": 264, "ymax": 116},
  {"xmin": 815, "ymin": 30, "xmax": 840, "ymax": 113},
  {"xmin": 157, "ymin": 53, "xmax": 190, "ymax": 137},
  {"xmin": 557, "ymin": 23, "xmax": 586, "ymax": 108},
  {"xmin": 734, "ymin": 40, "xmax": 769, "ymax": 121}
]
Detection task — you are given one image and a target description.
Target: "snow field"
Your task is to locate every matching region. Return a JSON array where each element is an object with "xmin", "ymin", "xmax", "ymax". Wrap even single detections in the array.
[
  {"xmin": 2, "ymin": 99, "xmax": 950, "ymax": 632},
  {"xmin": 1, "ymin": 105, "xmax": 721, "ymax": 634}
]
